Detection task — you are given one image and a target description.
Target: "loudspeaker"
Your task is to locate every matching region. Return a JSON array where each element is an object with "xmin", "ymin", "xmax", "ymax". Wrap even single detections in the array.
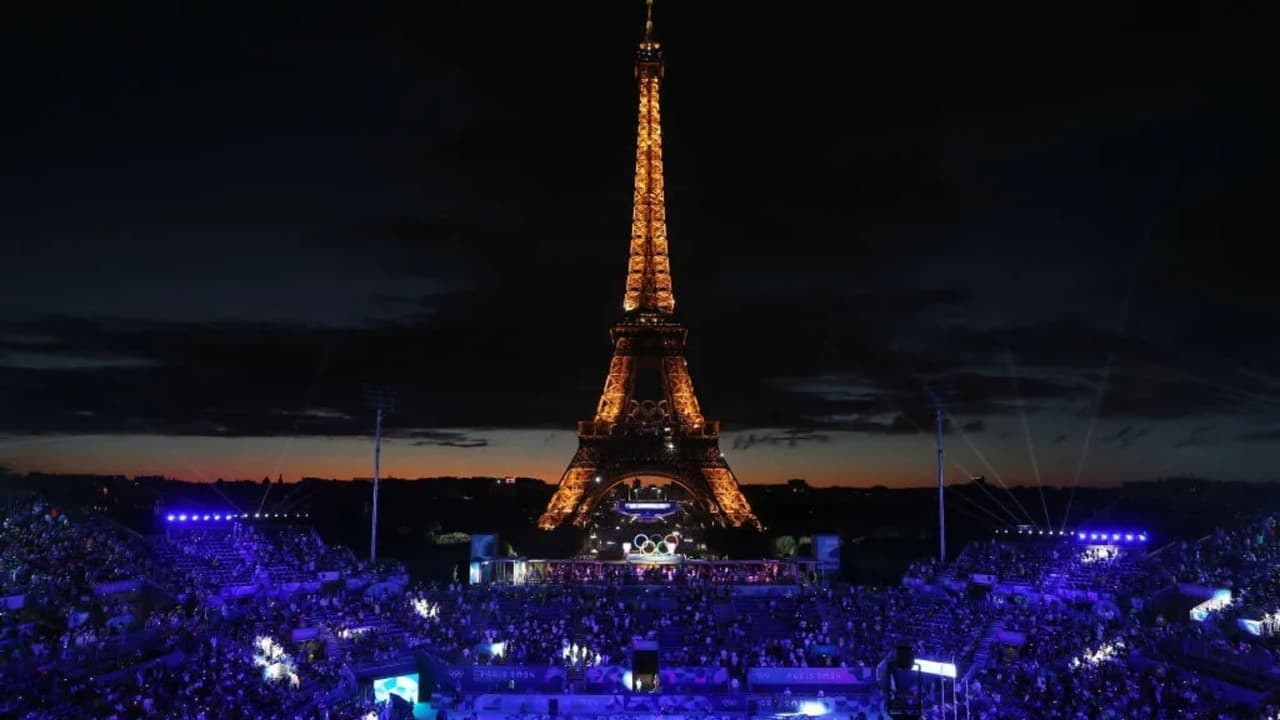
[
  {"xmin": 895, "ymin": 644, "xmax": 914, "ymax": 670},
  {"xmin": 548, "ymin": 698, "xmax": 559, "ymax": 716}
]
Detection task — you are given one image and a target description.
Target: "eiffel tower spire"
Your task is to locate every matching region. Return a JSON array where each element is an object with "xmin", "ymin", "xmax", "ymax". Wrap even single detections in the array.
[{"xmin": 623, "ymin": 0, "xmax": 674, "ymax": 316}]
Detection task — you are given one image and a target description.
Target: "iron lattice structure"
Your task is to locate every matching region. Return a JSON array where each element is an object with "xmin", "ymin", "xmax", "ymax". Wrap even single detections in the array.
[{"xmin": 539, "ymin": 4, "xmax": 759, "ymax": 531}]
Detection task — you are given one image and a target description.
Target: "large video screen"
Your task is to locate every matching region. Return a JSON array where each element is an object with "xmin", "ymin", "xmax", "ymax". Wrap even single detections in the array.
[{"xmin": 372, "ymin": 673, "xmax": 419, "ymax": 704}]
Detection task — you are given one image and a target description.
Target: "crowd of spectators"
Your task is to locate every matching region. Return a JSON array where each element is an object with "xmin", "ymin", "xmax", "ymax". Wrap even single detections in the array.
[
  {"xmin": 911, "ymin": 536, "xmax": 1152, "ymax": 596},
  {"xmin": 525, "ymin": 562, "xmax": 792, "ymax": 586},
  {"xmin": 0, "ymin": 496, "xmax": 396, "ymax": 719},
  {"xmin": 5, "ymin": 491, "xmax": 1280, "ymax": 719},
  {"xmin": 936, "ymin": 517, "xmax": 1280, "ymax": 719}
]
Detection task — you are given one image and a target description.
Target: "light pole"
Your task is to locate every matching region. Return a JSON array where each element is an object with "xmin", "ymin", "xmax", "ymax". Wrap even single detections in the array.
[
  {"xmin": 363, "ymin": 385, "xmax": 396, "ymax": 564},
  {"xmin": 936, "ymin": 404, "xmax": 945, "ymax": 562},
  {"xmin": 928, "ymin": 388, "xmax": 949, "ymax": 565}
]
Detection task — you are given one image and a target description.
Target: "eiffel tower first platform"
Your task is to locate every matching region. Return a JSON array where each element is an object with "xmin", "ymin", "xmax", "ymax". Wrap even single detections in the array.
[{"xmin": 537, "ymin": 2, "xmax": 760, "ymax": 532}]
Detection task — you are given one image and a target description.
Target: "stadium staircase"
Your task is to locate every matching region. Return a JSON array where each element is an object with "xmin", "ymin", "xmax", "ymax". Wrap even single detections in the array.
[
  {"xmin": 656, "ymin": 624, "xmax": 686, "ymax": 656},
  {"xmin": 964, "ymin": 621, "xmax": 1003, "ymax": 682},
  {"xmin": 156, "ymin": 527, "xmax": 254, "ymax": 591},
  {"xmin": 712, "ymin": 598, "xmax": 735, "ymax": 633},
  {"xmin": 732, "ymin": 596, "xmax": 797, "ymax": 641}
]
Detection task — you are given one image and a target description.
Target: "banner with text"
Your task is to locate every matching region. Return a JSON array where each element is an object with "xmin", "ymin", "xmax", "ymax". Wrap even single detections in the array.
[
  {"xmin": 747, "ymin": 666, "xmax": 870, "ymax": 688},
  {"xmin": 443, "ymin": 665, "xmax": 566, "ymax": 692}
]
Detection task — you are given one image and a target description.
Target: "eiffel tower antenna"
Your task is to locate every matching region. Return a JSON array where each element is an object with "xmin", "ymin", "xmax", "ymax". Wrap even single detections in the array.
[
  {"xmin": 624, "ymin": 0, "xmax": 673, "ymax": 316},
  {"xmin": 539, "ymin": 3, "xmax": 758, "ymax": 532}
]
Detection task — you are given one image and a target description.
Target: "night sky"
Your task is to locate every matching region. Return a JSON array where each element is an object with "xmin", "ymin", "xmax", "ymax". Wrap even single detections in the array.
[{"xmin": 1, "ymin": 3, "xmax": 1275, "ymax": 492}]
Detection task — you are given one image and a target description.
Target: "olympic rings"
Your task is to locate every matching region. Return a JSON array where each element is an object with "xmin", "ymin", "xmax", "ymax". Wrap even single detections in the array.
[{"xmin": 629, "ymin": 532, "xmax": 680, "ymax": 554}]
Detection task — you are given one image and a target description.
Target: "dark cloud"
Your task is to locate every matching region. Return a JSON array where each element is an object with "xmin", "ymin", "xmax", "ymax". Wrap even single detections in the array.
[
  {"xmin": 1239, "ymin": 427, "xmax": 1280, "ymax": 444},
  {"xmin": 1100, "ymin": 425, "xmax": 1150, "ymax": 449},
  {"xmin": 0, "ymin": 315, "xmax": 598, "ymax": 436},
  {"xmin": 731, "ymin": 430, "xmax": 830, "ymax": 452},
  {"xmin": 946, "ymin": 322, "xmax": 1278, "ymax": 422},
  {"xmin": 770, "ymin": 368, "xmax": 1080, "ymax": 436},
  {"xmin": 0, "ymin": 302, "xmax": 1269, "ymax": 446},
  {"xmin": 1174, "ymin": 425, "xmax": 1216, "ymax": 449},
  {"xmin": 1091, "ymin": 367, "xmax": 1274, "ymax": 421},
  {"xmin": 842, "ymin": 415, "xmax": 923, "ymax": 436},
  {"xmin": 406, "ymin": 431, "xmax": 489, "ymax": 449}
]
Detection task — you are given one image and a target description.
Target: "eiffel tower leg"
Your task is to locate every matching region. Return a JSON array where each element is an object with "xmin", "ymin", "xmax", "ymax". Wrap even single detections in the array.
[
  {"xmin": 537, "ymin": 450, "xmax": 602, "ymax": 530},
  {"xmin": 661, "ymin": 356, "xmax": 704, "ymax": 427},
  {"xmin": 594, "ymin": 354, "xmax": 634, "ymax": 425},
  {"xmin": 698, "ymin": 462, "xmax": 761, "ymax": 530},
  {"xmin": 571, "ymin": 487, "xmax": 610, "ymax": 527}
]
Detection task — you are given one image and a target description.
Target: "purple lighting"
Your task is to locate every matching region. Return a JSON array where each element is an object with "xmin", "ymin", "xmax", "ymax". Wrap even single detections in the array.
[
  {"xmin": 165, "ymin": 512, "xmax": 240, "ymax": 523},
  {"xmin": 162, "ymin": 510, "xmax": 308, "ymax": 524},
  {"xmin": 1076, "ymin": 530, "xmax": 1149, "ymax": 545}
]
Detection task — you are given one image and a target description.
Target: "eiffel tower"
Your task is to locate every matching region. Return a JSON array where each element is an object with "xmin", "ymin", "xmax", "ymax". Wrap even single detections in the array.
[{"xmin": 538, "ymin": 1, "xmax": 760, "ymax": 531}]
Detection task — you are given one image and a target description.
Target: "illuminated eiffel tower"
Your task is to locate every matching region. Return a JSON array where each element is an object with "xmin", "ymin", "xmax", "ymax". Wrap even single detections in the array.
[{"xmin": 538, "ymin": 1, "xmax": 760, "ymax": 531}]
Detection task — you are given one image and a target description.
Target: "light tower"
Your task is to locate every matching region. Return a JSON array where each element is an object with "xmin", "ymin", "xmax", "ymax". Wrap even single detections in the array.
[
  {"xmin": 363, "ymin": 385, "xmax": 396, "ymax": 563},
  {"xmin": 927, "ymin": 387, "xmax": 950, "ymax": 564},
  {"xmin": 936, "ymin": 402, "xmax": 945, "ymax": 563}
]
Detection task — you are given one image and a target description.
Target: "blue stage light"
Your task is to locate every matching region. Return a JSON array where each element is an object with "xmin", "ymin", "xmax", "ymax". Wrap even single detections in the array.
[
  {"xmin": 1077, "ymin": 529, "xmax": 1147, "ymax": 544},
  {"xmin": 178, "ymin": 514, "xmax": 187, "ymax": 522}
]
